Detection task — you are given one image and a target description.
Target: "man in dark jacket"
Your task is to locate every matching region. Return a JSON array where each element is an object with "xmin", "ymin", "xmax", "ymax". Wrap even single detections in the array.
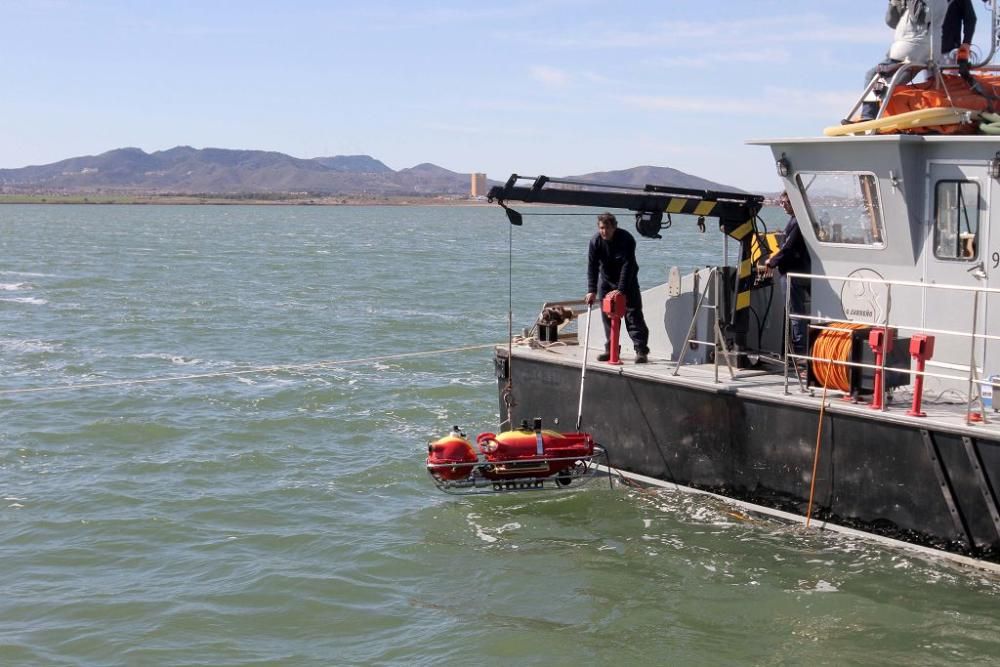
[
  {"xmin": 765, "ymin": 192, "xmax": 811, "ymax": 356},
  {"xmin": 585, "ymin": 212, "xmax": 650, "ymax": 363}
]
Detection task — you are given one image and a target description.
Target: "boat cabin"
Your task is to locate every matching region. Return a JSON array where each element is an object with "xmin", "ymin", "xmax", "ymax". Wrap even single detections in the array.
[{"xmin": 753, "ymin": 134, "xmax": 998, "ymax": 396}]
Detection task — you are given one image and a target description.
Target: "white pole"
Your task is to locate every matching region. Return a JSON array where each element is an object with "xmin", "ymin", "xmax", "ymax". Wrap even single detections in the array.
[{"xmin": 576, "ymin": 306, "xmax": 593, "ymax": 431}]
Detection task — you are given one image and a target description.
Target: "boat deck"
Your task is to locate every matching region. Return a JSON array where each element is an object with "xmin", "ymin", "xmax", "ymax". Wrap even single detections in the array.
[{"xmin": 507, "ymin": 341, "xmax": 1000, "ymax": 440}]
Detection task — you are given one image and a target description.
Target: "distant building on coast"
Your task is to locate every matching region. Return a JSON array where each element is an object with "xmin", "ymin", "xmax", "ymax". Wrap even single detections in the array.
[{"xmin": 470, "ymin": 172, "xmax": 487, "ymax": 198}]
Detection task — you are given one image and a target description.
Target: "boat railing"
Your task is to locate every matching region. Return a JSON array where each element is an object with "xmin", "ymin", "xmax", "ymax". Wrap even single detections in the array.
[
  {"xmin": 672, "ymin": 266, "xmax": 738, "ymax": 383},
  {"xmin": 783, "ymin": 271, "xmax": 1000, "ymax": 424},
  {"xmin": 844, "ymin": 62, "xmax": 924, "ymax": 124},
  {"xmin": 844, "ymin": 62, "xmax": 1000, "ymax": 125}
]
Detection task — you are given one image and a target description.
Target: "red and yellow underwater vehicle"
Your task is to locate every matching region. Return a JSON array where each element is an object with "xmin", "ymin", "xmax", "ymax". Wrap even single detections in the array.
[{"xmin": 426, "ymin": 420, "xmax": 607, "ymax": 494}]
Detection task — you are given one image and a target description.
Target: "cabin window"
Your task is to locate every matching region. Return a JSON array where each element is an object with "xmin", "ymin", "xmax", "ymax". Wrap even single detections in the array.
[
  {"xmin": 795, "ymin": 172, "xmax": 885, "ymax": 247},
  {"xmin": 933, "ymin": 180, "xmax": 979, "ymax": 261}
]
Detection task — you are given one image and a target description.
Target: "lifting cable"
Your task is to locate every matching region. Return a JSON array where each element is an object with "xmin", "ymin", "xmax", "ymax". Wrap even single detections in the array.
[
  {"xmin": 496, "ymin": 208, "xmax": 592, "ymax": 429},
  {"xmin": 502, "ymin": 214, "xmax": 515, "ymax": 428},
  {"xmin": 0, "ymin": 343, "xmax": 499, "ymax": 398}
]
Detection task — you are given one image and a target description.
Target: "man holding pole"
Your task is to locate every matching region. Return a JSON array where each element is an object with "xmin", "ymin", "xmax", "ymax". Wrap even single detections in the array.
[{"xmin": 584, "ymin": 212, "xmax": 650, "ymax": 364}]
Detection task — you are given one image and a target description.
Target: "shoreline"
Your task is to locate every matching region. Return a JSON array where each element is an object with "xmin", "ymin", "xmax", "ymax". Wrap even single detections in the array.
[{"xmin": 0, "ymin": 194, "xmax": 494, "ymax": 206}]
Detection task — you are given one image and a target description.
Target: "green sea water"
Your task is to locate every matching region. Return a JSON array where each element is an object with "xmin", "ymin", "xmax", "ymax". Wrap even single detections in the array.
[{"xmin": 1, "ymin": 204, "xmax": 998, "ymax": 666}]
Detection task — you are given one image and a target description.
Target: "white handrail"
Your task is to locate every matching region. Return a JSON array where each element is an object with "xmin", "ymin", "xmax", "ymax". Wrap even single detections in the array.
[
  {"xmin": 786, "ymin": 272, "xmax": 1000, "ymax": 295},
  {"xmin": 794, "ymin": 314, "xmax": 1000, "ymax": 343},
  {"xmin": 782, "ymin": 272, "xmax": 994, "ymax": 422}
]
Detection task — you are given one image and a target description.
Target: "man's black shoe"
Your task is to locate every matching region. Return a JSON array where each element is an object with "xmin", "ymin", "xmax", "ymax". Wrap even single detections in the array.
[
  {"xmin": 635, "ymin": 352, "xmax": 648, "ymax": 364},
  {"xmin": 596, "ymin": 351, "xmax": 611, "ymax": 362}
]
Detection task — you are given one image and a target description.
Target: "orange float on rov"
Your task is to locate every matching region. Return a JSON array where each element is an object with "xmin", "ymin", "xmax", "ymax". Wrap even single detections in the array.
[
  {"xmin": 426, "ymin": 428, "xmax": 477, "ymax": 481},
  {"xmin": 476, "ymin": 426, "xmax": 595, "ymax": 481}
]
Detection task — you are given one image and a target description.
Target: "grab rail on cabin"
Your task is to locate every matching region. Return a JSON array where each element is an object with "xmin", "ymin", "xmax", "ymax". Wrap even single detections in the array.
[
  {"xmin": 843, "ymin": 62, "xmax": 925, "ymax": 124},
  {"xmin": 782, "ymin": 271, "xmax": 1000, "ymax": 425}
]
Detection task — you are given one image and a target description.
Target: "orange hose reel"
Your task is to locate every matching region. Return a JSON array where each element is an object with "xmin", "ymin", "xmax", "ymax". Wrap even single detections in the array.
[{"xmin": 809, "ymin": 322, "xmax": 869, "ymax": 392}]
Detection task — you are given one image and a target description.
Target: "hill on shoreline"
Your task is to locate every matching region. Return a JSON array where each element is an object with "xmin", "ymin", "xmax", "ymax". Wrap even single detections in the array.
[{"xmin": 0, "ymin": 147, "xmax": 743, "ymax": 197}]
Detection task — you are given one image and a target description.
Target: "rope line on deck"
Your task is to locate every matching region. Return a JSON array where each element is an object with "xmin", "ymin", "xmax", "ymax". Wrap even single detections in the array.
[{"xmin": 0, "ymin": 343, "xmax": 500, "ymax": 397}]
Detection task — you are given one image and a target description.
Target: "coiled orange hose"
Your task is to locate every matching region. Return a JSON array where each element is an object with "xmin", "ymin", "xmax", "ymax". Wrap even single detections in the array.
[{"xmin": 810, "ymin": 322, "xmax": 869, "ymax": 392}]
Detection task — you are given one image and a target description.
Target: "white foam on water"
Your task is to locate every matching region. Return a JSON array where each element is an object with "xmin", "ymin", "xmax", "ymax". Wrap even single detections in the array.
[
  {"xmin": 133, "ymin": 352, "xmax": 205, "ymax": 365},
  {"xmin": 0, "ymin": 297, "xmax": 47, "ymax": 305},
  {"xmin": 0, "ymin": 270, "xmax": 54, "ymax": 277},
  {"xmin": 0, "ymin": 339, "xmax": 59, "ymax": 354},
  {"xmin": 0, "ymin": 282, "xmax": 31, "ymax": 291},
  {"xmin": 465, "ymin": 513, "xmax": 498, "ymax": 543},
  {"xmin": 795, "ymin": 579, "xmax": 839, "ymax": 593},
  {"xmin": 465, "ymin": 512, "xmax": 521, "ymax": 544}
]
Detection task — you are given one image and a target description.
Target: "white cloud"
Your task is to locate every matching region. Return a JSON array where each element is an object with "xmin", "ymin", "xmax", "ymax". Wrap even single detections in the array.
[
  {"xmin": 580, "ymin": 71, "xmax": 616, "ymax": 85},
  {"xmin": 620, "ymin": 86, "xmax": 857, "ymax": 119},
  {"xmin": 530, "ymin": 65, "xmax": 571, "ymax": 86},
  {"xmin": 503, "ymin": 14, "xmax": 887, "ymax": 51},
  {"xmin": 649, "ymin": 48, "xmax": 791, "ymax": 69},
  {"xmin": 621, "ymin": 94, "xmax": 736, "ymax": 114},
  {"xmin": 421, "ymin": 122, "xmax": 536, "ymax": 138}
]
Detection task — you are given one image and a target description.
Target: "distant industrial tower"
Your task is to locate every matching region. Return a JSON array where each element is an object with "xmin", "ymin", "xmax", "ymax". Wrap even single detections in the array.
[{"xmin": 470, "ymin": 172, "xmax": 487, "ymax": 198}]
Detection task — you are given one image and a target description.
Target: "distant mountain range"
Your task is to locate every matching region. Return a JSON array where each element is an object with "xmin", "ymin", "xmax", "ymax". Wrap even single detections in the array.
[{"xmin": 0, "ymin": 147, "xmax": 742, "ymax": 197}]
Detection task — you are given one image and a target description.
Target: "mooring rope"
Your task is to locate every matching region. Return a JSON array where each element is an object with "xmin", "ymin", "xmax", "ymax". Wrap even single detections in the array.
[
  {"xmin": 805, "ymin": 382, "xmax": 830, "ymax": 529},
  {"xmin": 0, "ymin": 343, "xmax": 500, "ymax": 397}
]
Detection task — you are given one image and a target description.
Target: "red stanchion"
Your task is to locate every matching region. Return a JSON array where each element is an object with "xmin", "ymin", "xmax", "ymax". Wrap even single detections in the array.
[
  {"xmin": 907, "ymin": 334, "xmax": 935, "ymax": 417},
  {"xmin": 602, "ymin": 292, "xmax": 626, "ymax": 366},
  {"xmin": 868, "ymin": 327, "xmax": 894, "ymax": 410}
]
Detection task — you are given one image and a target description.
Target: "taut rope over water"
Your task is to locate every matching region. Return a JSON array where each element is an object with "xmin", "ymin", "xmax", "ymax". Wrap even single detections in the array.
[{"xmin": 0, "ymin": 343, "xmax": 499, "ymax": 397}]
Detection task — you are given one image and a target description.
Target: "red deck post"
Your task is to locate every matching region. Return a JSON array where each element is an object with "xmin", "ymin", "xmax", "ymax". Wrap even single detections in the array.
[
  {"xmin": 906, "ymin": 334, "xmax": 935, "ymax": 417},
  {"xmin": 868, "ymin": 328, "xmax": 894, "ymax": 410},
  {"xmin": 602, "ymin": 292, "xmax": 626, "ymax": 366}
]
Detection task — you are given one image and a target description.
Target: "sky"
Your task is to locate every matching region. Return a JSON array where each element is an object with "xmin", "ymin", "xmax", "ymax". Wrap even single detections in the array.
[{"xmin": 1, "ymin": 0, "xmax": 993, "ymax": 191}]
